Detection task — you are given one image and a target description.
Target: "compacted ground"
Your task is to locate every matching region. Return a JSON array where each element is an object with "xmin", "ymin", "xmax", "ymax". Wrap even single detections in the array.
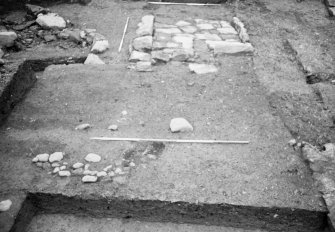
[{"xmin": 0, "ymin": 0, "xmax": 335, "ymax": 231}]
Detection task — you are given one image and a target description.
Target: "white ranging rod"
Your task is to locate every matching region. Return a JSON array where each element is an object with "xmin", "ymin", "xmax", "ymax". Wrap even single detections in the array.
[
  {"xmin": 90, "ymin": 137, "xmax": 249, "ymax": 144},
  {"xmin": 147, "ymin": 2, "xmax": 221, "ymax": 6}
]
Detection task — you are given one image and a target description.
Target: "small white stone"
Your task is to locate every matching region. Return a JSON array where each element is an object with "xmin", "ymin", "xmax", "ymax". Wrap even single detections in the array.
[
  {"xmin": 129, "ymin": 162, "xmax": 136, "ymax": 167},
  {"xmin": 0, "ymin": 199, "xmax": 12, "ymax": 212},
  {"xmin": 85, "ymin": 153, "xmax": 101, "ymax": 163},
  {"xmin": 108, "ymin": 125, "xmax": 118, "ymax": 131},
  {"xmin": 51, "ymin": 163, "xmax": 60, "ymax": 167},
  {"xmin": 35, "ymin": 153, "xmax": 49, "ymax": 162},
  {"xmin": 91, "ymin": 40, "xmax": 109, "ymax": 53},
  {"xmin": 82, "ymin": 175, "xmax": 98, "ymax": 183},
  {"xmin": 114, "ymin": 167, "xmax": 122, "ymax": 174},
  {"xmin": 83, "ymin": 170, "xmax": 98, "ymax": 176},
  {"xmin": 36, "ymin": 13, "xmax": 66, "ymax": 29},
  {"xmin": 32, "ymin": 157, "xmax": 39, "ymax": 163},
  {"xmin": 75, "ymin": 123, "xmax": 91, "ymax": 130},
  {"xmin": 170, "ymin": 118, "xmax": 193, "ymax": 132},
  {"xmin": 84, "ymin": 54, "xmax": 105, "ymax": 65},
  {"xmin": 60, "ymin": 166, "xmax": 66, "ymax": 171},
  {"xmin": 288, "ymin": 139, "xmax": 297, "ymax": 146},
  {"xmin": 103, "ymin": 165, "xmax": 113, "ymax": 172},
  {"xmin": 63, "ymin": 162, "xmax": 68, "ymax": 165},
  {"xmin": 189, "ymin": 63, "xmax": 218, "ymax": 74},
  {"xmin": 53, "ymin": 167, "xmax": 60, "ymax": 174},
  {"xmin": 58, "ymin": 170, "xmax": 71, "ymax": 177},
  {"xmin": 49, "ymin": 152, "xmax": 64, "ymax": 163},
  {"xmin": 72, "ymin": 162, "xmax": 84, "ymax": 169},
  {"xmin": 97, "ymin": 171, "xmax": 107, "ymax": 177},
  {"xmin": 84, "ymin": 164, "xmax": 90, "ymax": 170},
  {"xmin": 122, "ymin": 110, "xmax": 128, "ymax": 116}
]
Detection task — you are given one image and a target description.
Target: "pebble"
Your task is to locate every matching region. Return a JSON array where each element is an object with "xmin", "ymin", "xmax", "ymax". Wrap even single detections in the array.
[
  {"xmin": 170, "ymin": 118, "xmax": 193, "ymax": 132},
  {"xmin": 0, "ymin": 31, "xmax": 18, "ymax": 47},
  {"xmin": 84, "ymin": 54, "xmax": 105, "ymax": 65},
  {"xmin": 36, "ymin": 13, "xmax": 66, "ymax": 29},
  {"xmin": 85, "ymin": 153, "xmax": 101, "ymax": 163},
  {"xmin": 133, "ymin": 36, "xmax": 153, "ymax": 51},
  {"xmin": 44, "ymin": 34, "xmax": 57, "ymax": 42},
  {"xmin": 68, "ymin": 29, "xmax": 82, "ymax": 43},
  {"xmin": 75, "ymin": 123, "xmax": 91, "ymax": 130},
  {"xmin": 36, "ymin": 162, "xmax": 43, "ymax": 167},
  {"xmin": 58, "ymin": 170, "xmax": 71, "ymax": 177},
  {"xmin": 97, "ymin": 171, "xmax": 107, "ymax": 177},
  {"xmin": 129, "ymin": 162, "xmax": 136, "ymax": 167},
  {"xmin": 59, "ymin": 165, "xmax": 66, "ymax": 171},
  {"xmin": 113, "ymin": 176, "xmax": 127, "ymax": 185},
  {"xmin": 73, "ymin": 162, "xmax": 84, "ymax": 169},
  {"xmin": 189, "ymin": 63, "xmax": 218, "ymax": 74},
  {"xmin": 53, "ymin": 167, "xmax": 60, "ymax": 174},
  {"xmin": 129, "ymin": 51, "xmax": 151, "ymax": 62},
  {"xmin": 83, "ymin": 170, "xmax": 98, "ymax": 175},
  {"xmin": 32, "ymin": 157, "xmax": 39, "ymax": 163},
  {"xmin": 122, "ymin": 110, "xmax": 128, "ymax": 116},
  {"xmin": 0, "ymin": 199, "xmax": 12, "ymax": 212},
  {"xmin": 84, "ymin": 164, "xmax": 90, "ymax": 170},
  {"xmin": 288, "ymin": 139, "xmax": 297, "ymax": 146},
  {"xmin": 49, "ymin": 152, "xmax": 64, "ymax": 163},
  {"xmin": 72, "ymin": 168, "xmax": 83, "ymax": 175},
  {"xmin": 136, "ymin": 15, "xmax": 154, "ymax": 36},
  {"xmin": 147, "ymin": 154, "xmax": 157, "ymax": 160},
  {"xmin": 114, "ymin": 167, "xmax": 123, "ymax": 174},
  {"xmin": 91, "ymin": 40, "xmax": 109, "ymax": 53},
  {"xmin": 103, "ymin": 165, "xmax": 113, "ymax": 172},
  {"xmin": 108, "ymin": 124, "xmax": 118, "ymax": 131},
  {"xmin": 82, "ymin": 175, "xmax": 98, "ymax": 183},
  {"xmin": 51, "ymin": 163, "xmax": 60, "ymax": 167}
]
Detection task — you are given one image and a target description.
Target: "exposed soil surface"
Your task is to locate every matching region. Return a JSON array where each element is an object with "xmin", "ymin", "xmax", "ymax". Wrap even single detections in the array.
[{"xmin": 0, "ymin": 0, "xmax": 335, "ymax": 231}]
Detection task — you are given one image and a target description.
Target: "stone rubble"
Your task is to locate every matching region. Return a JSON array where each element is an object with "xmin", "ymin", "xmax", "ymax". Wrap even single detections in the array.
[
  {"xmin": 75, "ymin": 123, "xmax": 91, "ymax": 130},
  {"xmin": 85, "ymin": 153, "xmax": 101, "ymax": 163},
  {"xmin": 170, "ymin": 118, "xmax": 194, "ymax": 132},
  {"xmin": 91, "ymin": 39, "xmax": 109, "ymax": 54},
  {"xmin": 36, "ymin": 13, "xmax": 66, "ymax": 29}
]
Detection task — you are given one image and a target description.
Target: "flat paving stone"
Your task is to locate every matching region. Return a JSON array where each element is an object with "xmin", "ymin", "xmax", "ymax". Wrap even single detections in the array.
[{"xmin": 155, "ymin": 28, "xmax": 182, "ymax": 34}]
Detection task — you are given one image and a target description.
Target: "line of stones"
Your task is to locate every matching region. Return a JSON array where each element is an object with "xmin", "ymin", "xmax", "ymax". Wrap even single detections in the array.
[{"xmin": 128, "ymin": 15, "xmax": 254, "ymax": 73}]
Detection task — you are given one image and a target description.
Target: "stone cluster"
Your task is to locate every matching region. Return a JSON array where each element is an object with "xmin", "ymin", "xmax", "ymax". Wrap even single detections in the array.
[
  {"xmin": 300, "ymin": 142, "xmax": 335, "ymax": 226},
  {"xmin": 129, "ymin": 16, "xmax": 253, "ymax": 74}
]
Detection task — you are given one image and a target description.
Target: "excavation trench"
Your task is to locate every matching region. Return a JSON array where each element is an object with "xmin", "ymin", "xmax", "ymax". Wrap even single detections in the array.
[{"xmin": 10, "ymin": 192, "xmax": 329, "ymax": 232}]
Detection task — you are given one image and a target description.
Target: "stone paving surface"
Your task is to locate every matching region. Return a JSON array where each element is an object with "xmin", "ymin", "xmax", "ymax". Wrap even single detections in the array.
[{"xmin": 129, "ymin": 15, "xmax": 253, "ymax": 74}]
